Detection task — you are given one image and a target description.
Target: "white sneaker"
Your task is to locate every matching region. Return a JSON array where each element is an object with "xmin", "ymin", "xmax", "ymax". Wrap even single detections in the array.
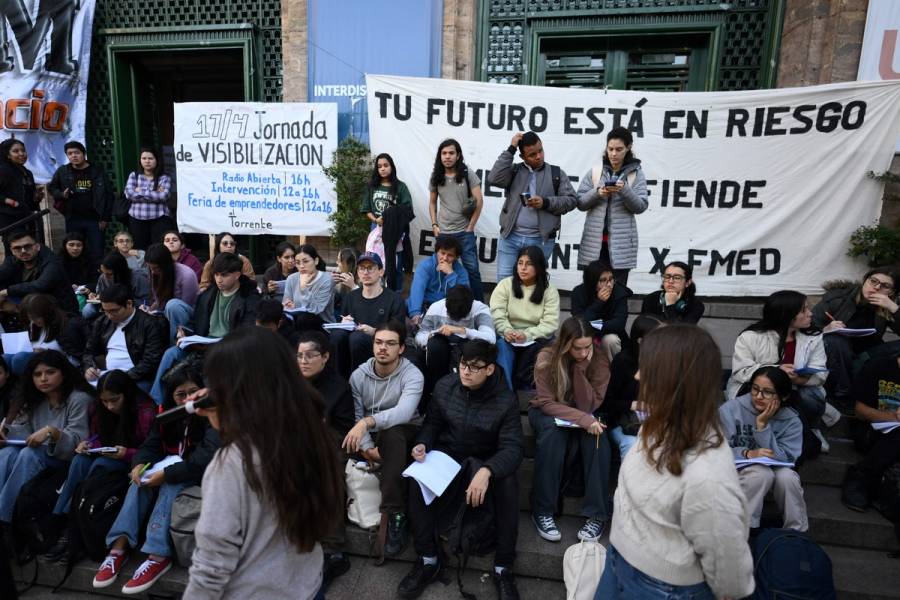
[
  {"xmin": 821, "ymin": 403, "xmax": 841, "ymax": 428},
  {"xmin": 811, "ymin": 428, "xmax": 830, "ymax": 453}
]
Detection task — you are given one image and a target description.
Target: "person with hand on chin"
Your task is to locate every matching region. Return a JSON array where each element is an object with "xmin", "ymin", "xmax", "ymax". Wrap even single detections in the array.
[
  {"xmin": 407, "ymin": 235, "xmax": 469, "ymax": 328},
  {"xmin": 343, "ymin": 320, "xmax": 423, "ymax": 558},
  {"xmin": 571, "ymin": 259, "xmax": 631, "ymax": 362},
  {"xmin": 282, "ymin": 244, "xmax": 335, "ymax": 331},
  {"xmin": 640, "ymin": 261, "xmax": 705, "ymax": 323},
  {"xmin": 720, "ymin": 366, "xmax": 807, "ymax": 532}
]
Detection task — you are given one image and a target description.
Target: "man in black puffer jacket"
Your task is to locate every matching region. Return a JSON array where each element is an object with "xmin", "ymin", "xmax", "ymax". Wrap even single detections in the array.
[{"xmin": 398, "ymin": 340, "xmax": 523, "ymax": 600}]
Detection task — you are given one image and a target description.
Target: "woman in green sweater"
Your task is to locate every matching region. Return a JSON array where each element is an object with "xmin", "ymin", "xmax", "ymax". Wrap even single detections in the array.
[
  {"xmin": 361, "ymin": 153, "xmax": 413, "ymax": 292},
  {"xmin": 490, "ymin": 245, "xmax": 560, "ymax": 390}
]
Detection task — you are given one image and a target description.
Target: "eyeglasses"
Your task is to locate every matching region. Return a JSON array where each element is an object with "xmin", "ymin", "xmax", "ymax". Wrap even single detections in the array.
[
  {"xmin": 296, "ymin": 351, "xmax": 322, "ymax": 362},
  {"xmin": 750, "ymin": 385, "xmax": 778, "ymax": 400},
  {"xmin": 220, "ymin": 241, "xmax": 236, "ymax": 247},
  {"xmin": 867, "ymin": 276, "xmax": 895, "ymax": 292},
  {"xmin": 662, "ymin": 274, "xmax": 685, "ymax": 282},
  {"xmin": 358, "ymin": 264, "xmax": 379, "ymax": 273},
  {"xmin": 10, "ymin": 243, "xmax": 34, "ymax": 253},
  {"xmin": 459, "ymin": 362, "xmax": 488, "ymax": 374},
  {"xmin": 173, "ymin": 388, "xmax": 201, "ymax": 400}
]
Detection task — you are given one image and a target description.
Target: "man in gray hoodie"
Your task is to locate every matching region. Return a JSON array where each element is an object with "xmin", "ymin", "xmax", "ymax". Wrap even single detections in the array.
[{"xmin": 343, "ymin": 319, "xmax": 424, "ymax": 557}]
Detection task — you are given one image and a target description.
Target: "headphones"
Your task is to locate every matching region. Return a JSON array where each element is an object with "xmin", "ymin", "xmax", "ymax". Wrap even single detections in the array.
[{"xmin": 660, "ymin": 292, "xmax": 687, "ymax": 313}]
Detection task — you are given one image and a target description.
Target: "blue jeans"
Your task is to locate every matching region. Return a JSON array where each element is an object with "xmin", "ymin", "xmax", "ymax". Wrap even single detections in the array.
[
  {"xmin": 595, "ymin": 545, "xmax": 715, "ymax": 600},
  {"xmin": 0, "ymin": 445, "xmax": 66, "ymax": 522},
  {"xmin": 497, "ymin": 233, "xmax": 555, "ymax": 281},
  {"xmin": 82, "ymin": 302, "xmax": 99, "ymax": 321},
  {"xmin": 66, "ymin": 216, "xmax": 105, "ymax": 267},
  {"xmin": 53, "ymin": 454, "xmax": 128, "ymax": 514},
  {"xmin": 151, "ymin": 345, "xmax": 187, "ymax": 405},
  {"xmin": 792, "ymin": 385, "xmax": 826, "ymax": 428},
  {"xmin": 447, "ymin": 231, "xmax": 483, "ymax": 301},
  {"xmin": 609, "ymin": 426, "xmax": 638, "ymax": 458},
  {"xmin": 164, "ymin": 299, "xmax": 194, "ymax": 345},
  {"xmin": 106, "ymin": 480, "xmax": 187, "ymax": 557},
  {"xmin": 2, "ymin": 352, "xmax": 35, "ymax": 376}
]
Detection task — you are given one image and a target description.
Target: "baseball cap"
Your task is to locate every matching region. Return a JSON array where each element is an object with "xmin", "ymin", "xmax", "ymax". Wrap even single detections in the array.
[{"xmin": 357, "ymin": 252, "xmax": 383, "ymax": 269}]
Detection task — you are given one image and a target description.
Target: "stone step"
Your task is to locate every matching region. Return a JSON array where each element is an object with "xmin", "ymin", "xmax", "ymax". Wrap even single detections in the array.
[
  {"xmin": 822, "ymin": 544, "xmax": 900, "ymax": 600},
  {"xmin": 13, "ymin": 557, "xmax": 187, "ymax": 598},
  {"xmin": 804, "ymin": 484, "xmax": 900, "ymax": 552},
  {"xmin": 797, "ymin": 439, "xmax": 858, "ymax": 487}
]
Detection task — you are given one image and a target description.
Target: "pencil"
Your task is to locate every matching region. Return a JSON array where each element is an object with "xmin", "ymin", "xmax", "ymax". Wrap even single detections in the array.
[
  {"xmin": 825, "ymin": 311, "xmax": 835, "ymax": 322},
  {"xmin": 596, "ymin": 417, "xmax": 601, "ymax": 449}
]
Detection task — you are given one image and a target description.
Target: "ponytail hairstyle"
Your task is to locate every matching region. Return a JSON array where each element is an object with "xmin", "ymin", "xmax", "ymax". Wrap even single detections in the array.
[{"xmin": 296, "ymin": 244, "xmax": 327, "ymax": 272}]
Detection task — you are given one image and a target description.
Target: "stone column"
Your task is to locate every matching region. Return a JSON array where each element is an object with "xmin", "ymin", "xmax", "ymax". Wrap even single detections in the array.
[
  {"xmin": 442, "ymin": 0, "xmax": 478, "ymax": 80},
  {"xmin": 281, "ymin": 0, "xmax": 308, "ymax": 102}
]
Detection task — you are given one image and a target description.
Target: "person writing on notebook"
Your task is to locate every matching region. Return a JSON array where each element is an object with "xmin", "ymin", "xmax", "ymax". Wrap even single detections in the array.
[{"xmin": 399, "ymin": 340, "xmax": 522, "ymax": 600}]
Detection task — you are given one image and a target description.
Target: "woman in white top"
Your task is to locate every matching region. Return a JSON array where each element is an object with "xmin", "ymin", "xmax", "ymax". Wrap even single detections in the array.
[
  {"xmin": 3, "ymin": 294, "xmax": 84, "ymax": 373},
  {"xmin": 595, "ymin": 324, "xmax": 754, "ymax": 600}
]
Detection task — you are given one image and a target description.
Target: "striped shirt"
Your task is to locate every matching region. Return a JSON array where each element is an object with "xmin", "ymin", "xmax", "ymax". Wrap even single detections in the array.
[{"xmin": 126, "ymin": 172, "xmax": 171, "ymax": 220}]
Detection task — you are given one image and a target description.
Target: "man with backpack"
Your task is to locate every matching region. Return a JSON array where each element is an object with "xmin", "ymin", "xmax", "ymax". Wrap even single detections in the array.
[
  {"xmin": 487, "ymin": 131, "xmax": 578, "ymax": 280},
  {"xmin": 397, "ymin": 340, "xmax": 523, "ymax": 600}
]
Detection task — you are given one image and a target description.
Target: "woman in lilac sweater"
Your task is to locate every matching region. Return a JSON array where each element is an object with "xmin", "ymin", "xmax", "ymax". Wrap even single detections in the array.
[
  {"xmin": 163, "ymin": 231, "xmax": 202, "ymax": 281},
  {"xmin": 145, "ymin": 244, "xmax": 199, "ymax": 344}
]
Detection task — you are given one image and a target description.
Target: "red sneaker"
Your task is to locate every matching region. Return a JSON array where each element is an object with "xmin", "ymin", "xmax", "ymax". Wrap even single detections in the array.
[
  {"xmin": 93, "ymin": 551, "xmax": 128, "ymax": 588},
  {"xmin": 121, "ymin": 557, "xmax": 172, "ymax": 594}
]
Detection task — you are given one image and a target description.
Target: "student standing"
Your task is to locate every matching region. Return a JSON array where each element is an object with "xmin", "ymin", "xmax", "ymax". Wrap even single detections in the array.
[
  {"xmin": 124, "ymin": 147, "xmax": 174, "ymax": 250},
  {"xmin": 428, "ymin": 140, "xmax": 484, "ymax": 300},
  {"xmin": 185, "ymin": 327, "xmax": 343, "ymax": 599},
  {"xmin": 0, "ymin": 138, "xmax": 39, "ymax": 246},
  {"xmin": 363, "ymin": 153, "xmax": 414, "ymax": 292}
]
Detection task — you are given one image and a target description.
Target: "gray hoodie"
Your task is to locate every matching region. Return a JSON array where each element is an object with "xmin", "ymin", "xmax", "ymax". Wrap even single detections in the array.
[
  {"xmin": 718, "ymin": 393, "xmax": 803, "ymax": 463},
  {"xmin": 6, "ymin": 390, "xmax": 94, "ymax": 461},
  {"xmin": 349, "ymin": 357, "xmax": 424, "ymax": 451}
]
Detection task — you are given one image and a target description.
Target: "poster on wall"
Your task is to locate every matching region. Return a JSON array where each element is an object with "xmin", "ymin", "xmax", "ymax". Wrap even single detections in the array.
[
  {"xmin": 0, "ymin": 0, "xmax": 97, "ymax": 183},
  {"xmin": 858, "ymin": 0, "xmax": 900, "ymax": 151},
  {"xmin": 366, "ymin": 74, "xmax": 900, "ymax": 296},
  {"xmin": 173, "ymin": 102, "xmax": 338, "ymax": 236}
]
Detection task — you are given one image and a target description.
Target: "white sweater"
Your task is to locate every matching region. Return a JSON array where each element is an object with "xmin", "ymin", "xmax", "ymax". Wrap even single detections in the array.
[
  {"xmin": 609, "ymin": 434, "xmax": 755, "ymax": 598},
  {"xmin": 726, "ymin": 329, "xmax": 827, "ymax": 399}
]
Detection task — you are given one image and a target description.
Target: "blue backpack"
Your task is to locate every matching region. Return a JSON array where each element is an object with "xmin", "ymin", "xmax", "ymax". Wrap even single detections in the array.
[{"xmin": 750, "ymin": 529, "xmax": 836, "ymax": 599}]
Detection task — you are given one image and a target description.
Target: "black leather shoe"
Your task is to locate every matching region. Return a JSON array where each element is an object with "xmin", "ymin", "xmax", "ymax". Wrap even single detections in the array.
[
  {"xmin": 322, "ymin": 553, "xmax": 350, "ymax": 589},
  {"xmin": 841, "ymin": 467, "xmax": 870, "ymax": 512},
  {"xmin": 384, "ymin": 512, "xmax": 408, "ymax": 557},
  {"xmin": 397, "ymin": 558, "xmax": 442, "ymax": 599},
  {"xmin": 493, "ymin": 569, "xmax": 520, "ymax": 600},
  {"xmin": 42, "ymin": 532, "xmax": 69, "ymax": 562}
]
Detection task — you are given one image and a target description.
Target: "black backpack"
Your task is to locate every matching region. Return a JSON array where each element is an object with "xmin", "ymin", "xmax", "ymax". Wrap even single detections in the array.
[
  {"xmin": 12, "ymin": 466, "xmax": 68, "ymax": 557},
  {"xmin": 750, "ymin": 529, "xmax": 836, "ymax": 599}
]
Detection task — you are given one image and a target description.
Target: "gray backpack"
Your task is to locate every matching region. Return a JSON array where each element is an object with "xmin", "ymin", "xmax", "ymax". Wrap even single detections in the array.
[{"xmin": 169, "ymin": 485, "xmax": 202, "ymax": 567}]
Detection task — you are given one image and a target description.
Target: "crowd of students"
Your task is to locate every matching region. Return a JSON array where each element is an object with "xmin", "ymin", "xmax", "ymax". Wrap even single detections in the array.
[{"xmin": 0, "ymin": 130, "xmax": 898, "ymax": 599}]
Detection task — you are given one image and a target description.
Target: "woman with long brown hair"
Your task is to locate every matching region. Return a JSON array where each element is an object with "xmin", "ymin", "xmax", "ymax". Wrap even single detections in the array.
[
  {"xmin": 186, "ymin": 326, "xmax": 343, "ymax": 598},
  {"xmin": 530, "ymin": 317, "xmax": 610, "ymax": 544},
  {"xmin": 595, "ymin": 324, "xmax": 753, "ymax": 599}
]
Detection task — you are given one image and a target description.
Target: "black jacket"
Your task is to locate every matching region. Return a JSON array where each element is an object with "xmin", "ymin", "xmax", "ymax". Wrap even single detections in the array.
[
  {"xmin": 84, "ymin": 309, "xmax": 166, "ymax": 382},
  {"xmin": 133, "ymin": 417, "xmax": 221, "ymax": 486},
  {"xmin": 0, "ymin": 162, "xmax": 38, "ymax": 221},
  {"xmin": 812, "ymin": 285, "xmax": 900, "ymax": 341},
  {"xmin": 0, "ymin": 246, "xmax": 78, "ymax": 314},
  {"xmin": 309, "ymin": 367, "xmax": 355, "ymax": 438},
  {"xmin": 47, "ymin": 163, "xmax": 115, "ymax": 221},
  {"xmin": 605, "ymin": 349, "xmax": 638, "ymax": 427},
  {"xmin": 194, "ymin": 276, "xmax": 261, "ymax": 337},
  {"xmin": 571, "ymin": 281, "xmax": 632, "ymax": 339},
  {"xmin": 417, "ymin": 370, "xmax": 523, "ymax": 479},
  {"xmin": 640, "ymin": 290, "xmax": 705, "ymax": 324}
]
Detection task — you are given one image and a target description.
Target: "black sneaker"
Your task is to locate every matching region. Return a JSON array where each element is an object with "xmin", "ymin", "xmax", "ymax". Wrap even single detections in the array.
[
  {"xmin": 841, "ymin": 467, "xmax": 869, "ymax": 513},
  {"xmin": 493, "ymin": 569, "xmax": 520, "ymax": 600},
  {"xmin": 384, "ymin": 512, "xmax": 408, "ymax": 557},
  {"xmin": 322, "ymin": 553, "xmax": 350, "ymax": 589},
  {"xmin": 42, "ymin": 531, "xmax": 69, "ymax": 562},
  {"xmin": 397, "ymin": 558, "xmax": 442, "ymax": 599}
]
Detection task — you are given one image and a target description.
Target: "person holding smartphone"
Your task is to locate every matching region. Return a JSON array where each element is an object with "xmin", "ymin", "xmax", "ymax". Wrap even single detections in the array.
[{"xmin": 575, "ymin": 127, "xmax": 648, "ymax": 285}]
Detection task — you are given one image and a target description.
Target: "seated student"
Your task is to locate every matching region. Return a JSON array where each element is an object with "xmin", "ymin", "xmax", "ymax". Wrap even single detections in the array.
[
  {"xmin": 150, "ymin": 252, "xmax": 260, "ymax": 404},
  {"xmin": 414, "ymin": 284, "xmax": 495, "ymax": 399},
  {"xmin": 83, "ymin": 284, "xmax": 165, "ymax": 392},
  {"xmin": 401, "ymin": 340, "xmax": 523, "ymax": 600},
  {"xmin": 255, "ymin": 298, "xmax": 294, "ymax": 342},
  {"xmin": 604, "ymin": 314, "xmax": 663, "ymax": 459},
  {"xmin": 44, "ymin": 370, "xmax": 156, "ymax": 561},
  {"xmin": 262, "ymin": 241, "xmax": 297, "ymax": 303},
  {"xmin": 342, "ymin": 320, "xmax": 424, "ymax": 558},
  {"xmin": 570, "ymin": 259, "xmax": 630, "ymax": 361},
  {"xmin": 640, "ymin": 261, "xmax": 705, "ymax": 323},
  {"xmin": 143, "ymin": 243, "xmax": 199, "ymax": 344},
  {"xmin": 0, "ymin": 351, "xmax": 93, "ymax": 524},
  {"xmin": 161, "ymin": 231, "xmax": 202, "ymax": 281},
  {"xmin": 332, "ymin": 252, "xmax": 406, "ymax": 378},
  {"xmin": 112, "ymin": 230, "xmax": 145, "ymax": 271},
  {"xmin": 296, "ymin": 330, "xmax": 355, "ymax": 585},
  {"xmin": 490, "ymin": 246, "xmax": 559, "ymax": 391},
  {"xmin": 93, "ymin": 363, "xmax": 219, "ymax": 594},
  {"xmin": 727, "ymin": 290, "xmax": 832, "ymax": 449},
  {"xmin": 332, "ymin": 247, "xmax": 359, "ymax": 319},
  {"xmin": 3, "ymin": 293, "xmax": 85, "ymax": 374},
  {"xmin": 720, "ymin": 366, "xmax": 807, "ymax": 532},
  {"xmin": 0, "ymin": 230, "xmax": 79, "ymax": 315},
  {"xmin": 530, "ymin": 317, "xmax": 611, "ymax": 544},
  {"xmin": 812, "ymin": 266, "xmax": 900, "ymax": 409},
  {"xmin": 842, "ymin": 352, "xmax": 900, "ymax": 512},
  {"xmin": 184, "ymin": 328, "xmax": 343, "ymax": 599},
  {"xmin": 283, "ymin": 244, "xmax": 335, "ymax": 329},
  {"xmin": 57, "ymin": 232, "xmax": 96, "ymax": 289},
  {"xmin": 84, "ymin": 252, "xmax": 151, "ymax": 320},
  {"xmin": 407, "ymin": 235, "xmax": 470, "ymax": 326},
  {"xmin": 0, "ymin": 357, "xmax": 17, "ymax": 425},
  {"xmin": 198, "ymin": 232, "xmax": 255, "ymax": 291}
]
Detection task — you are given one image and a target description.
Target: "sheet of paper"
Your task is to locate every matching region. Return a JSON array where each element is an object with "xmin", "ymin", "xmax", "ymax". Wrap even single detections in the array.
[
  {"xmin": 735, "ymin": 456, "xmax": 795, "ymax": 469},
  {"xmin": 824, "ymin": 328, "xmax": 877, "ymax": 337},
  {"xmin": 3, "ymin": 439, "xmax": 26, "ymax": 446},
  {"xmin": 88, "ymin": 447, "xmax": 119, "ymax": 454},
  {"xmin": 402, "ymin": 450, "xmax": 462, "ymax": 506},
  {"xmin": 554, "ymin": 418, "xmax": 581, "ymax": 428},
  {"xmin": 872, "ymin": 421, "xmax": 900, "ymax": 434},
  {"xmin": 590, "ymin": 320, "xmax": 604, "ymax": 332},
  {"xmin": 274, "ymin": 280, "xmax": 286, "ymax": 294},
  {"xmin": 141, "ymin": 455, "xmax": 183, "ymax": 483},
  {"xmin": 510, "ymin": 340, "xmax": 534, "ymax": 347},
  {"xmin": 323, "ymin": 322, "xmax": 357, "ymax": 331},
  {"xmin": 1, "ymin": 332, "xmax": 31, "ymax": 354},
  {"xmin": 176, "ymin": 335, "xmax": 222, "ymax": 350}
]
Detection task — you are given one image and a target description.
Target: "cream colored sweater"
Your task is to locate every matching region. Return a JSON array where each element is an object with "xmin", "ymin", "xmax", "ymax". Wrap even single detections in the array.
[{"xmin": 609, "ymin": 433, "xmax": 755, "ymax": 598}]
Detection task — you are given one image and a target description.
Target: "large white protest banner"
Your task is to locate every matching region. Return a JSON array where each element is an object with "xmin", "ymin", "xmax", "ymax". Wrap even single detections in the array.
[
  {"xmin": 0, "ymin": 0, "xmax": 96, "ymax": 183},
  {"xmin": 174, "ymin": 102, "xmax": 338, "ymax": 236},
  {"xmin": 366, "ymin": 75, "xmax": 900, "ymax": 296}
]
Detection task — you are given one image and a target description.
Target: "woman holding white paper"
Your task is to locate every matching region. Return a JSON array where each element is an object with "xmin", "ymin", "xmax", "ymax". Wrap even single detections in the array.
[
  {"xmin": 262, "ymin": 241, "xmax": 297, "ymax": 304},
  {"xmin": 719, "ymin": 366, "xmax": 807, "ymax": 532}
]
